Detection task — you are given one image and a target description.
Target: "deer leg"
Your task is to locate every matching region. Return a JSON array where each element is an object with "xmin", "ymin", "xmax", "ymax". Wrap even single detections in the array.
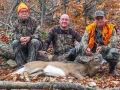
[
  {"xmin": 22, "ymin": 71, "xmax": 30, "ymax": 82},
  {"xmin": 70, "ymin": 71, "xmax": 84, "ymax": 80}
]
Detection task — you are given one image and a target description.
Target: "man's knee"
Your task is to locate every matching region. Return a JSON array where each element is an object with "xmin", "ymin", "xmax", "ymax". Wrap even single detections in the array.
[
  {"xmin": 29, "ymin": 39, "xmax": 42, "ymax": 49},
  {"xmin": 106, "ymin": 48, "xmax": 119, "ymax": 61},
  {"xmin": 30, "ymin": 39, "xmax": 41, "ymax": 44}
]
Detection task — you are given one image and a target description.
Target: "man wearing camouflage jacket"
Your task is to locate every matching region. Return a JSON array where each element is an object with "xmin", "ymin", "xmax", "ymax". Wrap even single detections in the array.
[
  {"xmin": 12, "ymin": 2, "xmax": 42, "ymax": 68},
  {"xmin": 72, "ymin": 10, "xmax": 120, "ymax": 76},
  {"xmin": 39, "ymin": 14, "xmax": 81, "ymax": 61}
]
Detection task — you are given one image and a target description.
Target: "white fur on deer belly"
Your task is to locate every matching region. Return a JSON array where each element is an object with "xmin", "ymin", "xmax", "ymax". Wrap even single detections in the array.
[{"xmin": 44, "ymin": 65, "xmax": 66, "ymax": 76}]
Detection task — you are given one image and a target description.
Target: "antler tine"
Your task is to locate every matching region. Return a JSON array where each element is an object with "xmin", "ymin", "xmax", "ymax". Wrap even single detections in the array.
[
  {"xmin": 94, "ymin": 41, "xmax": 100, "ymax": 54},
  {"xmin": 94, "ymin": 41, "xmax": 99, "ymax": 47},
  {"xmin": 91, "ymin": 52, "xmax": 94, "ymax": 56}
]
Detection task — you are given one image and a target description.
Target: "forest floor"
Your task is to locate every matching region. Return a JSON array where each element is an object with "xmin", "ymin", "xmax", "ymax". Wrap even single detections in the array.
[{"xmin": 0, "ymin": 57, "xmax": 120, "ymax": 90}]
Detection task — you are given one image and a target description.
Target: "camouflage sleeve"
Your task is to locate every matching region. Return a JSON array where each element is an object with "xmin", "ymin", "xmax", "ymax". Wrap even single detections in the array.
[
  {"xmin": 30, "ymin": 21, "xmax": 41, "ymax": 40},
  {"xmin": 81, "ymin": 30, "xmax": 89, "ymax": 50},
  {"xmin": 75, "ymin": 30, "xmax": 88, "ymax": 52},
  {"xmin": 42, "ymin": 28, "xmax": 54, "ymax": 51},
  {"xmin": 12, "ymin": 22, "xmax": 23, "ymax": 40},
  {"xmin": 102, "ymin": 28, "xmax": 117, "ymax": 51}
]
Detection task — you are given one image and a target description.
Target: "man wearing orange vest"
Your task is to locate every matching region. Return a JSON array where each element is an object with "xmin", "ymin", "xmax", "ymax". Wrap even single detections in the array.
[{"xmin": 71, "ymin": 10, "xmax": 120, "ymax": 76}]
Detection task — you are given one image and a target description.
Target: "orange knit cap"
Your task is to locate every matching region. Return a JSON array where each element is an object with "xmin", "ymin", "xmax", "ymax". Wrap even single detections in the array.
[{"xmin": 17, "ymin": 2, "xmax": 28, "ymax": 14}]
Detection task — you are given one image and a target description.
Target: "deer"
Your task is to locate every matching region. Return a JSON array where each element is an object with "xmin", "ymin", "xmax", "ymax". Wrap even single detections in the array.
[{"xmin": 12, "ymin": 53, "xmax": 107, "ymax": 81}]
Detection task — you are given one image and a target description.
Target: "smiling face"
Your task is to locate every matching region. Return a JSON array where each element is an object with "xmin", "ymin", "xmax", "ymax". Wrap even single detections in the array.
[
  {"xmin": 95, "ymin": 16, "xmax": 105, "ymax": 27},
  {"xmin": 59, "ymin": 14, "xmax": 70, "ymax": 30},
  {"xmin": 18, "ymin": 8, "xmax": 29, "ymax": 20}
]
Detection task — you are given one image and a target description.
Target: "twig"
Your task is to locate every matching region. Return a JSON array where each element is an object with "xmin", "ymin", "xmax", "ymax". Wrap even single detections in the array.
[
  {"xmin": 6, "ymin": 0, "xmax": 21, "ymax": 28},
  {"xmin": 0, "ymin": 21, "xmax": 12, "ymax": 28}
]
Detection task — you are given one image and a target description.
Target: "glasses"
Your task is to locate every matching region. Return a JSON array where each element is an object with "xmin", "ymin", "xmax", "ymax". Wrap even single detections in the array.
[{"xmin": 19, "ymin": 10, "xmax": 28, "ymax": 13}]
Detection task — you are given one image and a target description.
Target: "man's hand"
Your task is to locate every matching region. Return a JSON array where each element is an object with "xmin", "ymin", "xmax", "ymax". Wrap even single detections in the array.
[
  {"xmin": 20, "ymin": 37, "xmax": 26, "ymax": 45},
  {"xmin": 20, "ymin": 36, "xmax": 30, "ymax": 45},
  {"xmin": 39, "ymin": 50, "xmax": 47, "ymax": 56},
  {"xmin": 25, "ymin": 36, "xmax": 31, "ymax": 44},
  {"xmin": 96, "ymin": 46, "xmax": 102, "ymax": 53},
  {"xmin": 86, "ymin": 47, "xmax": 92, "ymax": 55}
]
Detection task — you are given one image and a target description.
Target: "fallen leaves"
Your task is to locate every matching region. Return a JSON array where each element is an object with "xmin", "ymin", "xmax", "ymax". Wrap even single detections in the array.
[
  {"xmin": 0, "ymin": 29, "xmax": 9, "ymax": 44},
  {"xmin": 0, "ymin": 65, "xmax": 119, "ymax": 89}
]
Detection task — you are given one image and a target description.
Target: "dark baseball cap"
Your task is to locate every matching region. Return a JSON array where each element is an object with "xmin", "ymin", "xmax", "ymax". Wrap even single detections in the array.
[{"xmin": 94, "ymin": 10, "xmax": 104, "ymax": 17}]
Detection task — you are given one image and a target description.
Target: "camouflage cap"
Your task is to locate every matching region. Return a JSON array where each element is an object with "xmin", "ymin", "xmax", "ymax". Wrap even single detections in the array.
[{"xmin": 94, "ymin": 10, "xmax": 104, "ymax": 17}]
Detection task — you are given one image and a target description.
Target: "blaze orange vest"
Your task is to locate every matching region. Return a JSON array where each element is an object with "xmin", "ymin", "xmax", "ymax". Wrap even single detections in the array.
[{"xmin": 86, "ymin": 22, "xmax": 114, "ymax": 49}]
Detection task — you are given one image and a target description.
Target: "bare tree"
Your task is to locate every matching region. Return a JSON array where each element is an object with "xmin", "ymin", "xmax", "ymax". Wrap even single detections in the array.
[
  {"xmin": 39, "ymin": 0, "xmax": 46, "ymax": 28},
  {"xmin": 6, "ymin": 0, "xmax": 21, "ymax": 29}
]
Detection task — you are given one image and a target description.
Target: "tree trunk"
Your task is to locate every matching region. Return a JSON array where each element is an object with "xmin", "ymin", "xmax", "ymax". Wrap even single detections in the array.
[
  {"xmin": 6, "ymin": 0, "xmax": 21, "ymax": 29},
  {"xmin": 40, "ymin": 0, "xmax": 46, "ymax": 28},
  {"xmin": 0, "ymin": 81, "xmax": 95, "ymax": 90},
  {"xmin": 62, "ymin": 0, "xmax": 67, "ymax": 14}
]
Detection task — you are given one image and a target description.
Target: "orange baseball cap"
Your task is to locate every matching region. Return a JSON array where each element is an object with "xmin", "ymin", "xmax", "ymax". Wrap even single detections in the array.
[{"xmin": 17, "ymin": 2, "xmax": 28, "ymax": 14}]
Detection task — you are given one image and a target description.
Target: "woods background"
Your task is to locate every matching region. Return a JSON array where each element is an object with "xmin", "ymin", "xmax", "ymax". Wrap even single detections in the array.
[
  {"xmin": 0, "ymin": 0, "xmax": 120, "ymax": 89},
  {"xmin": 0, "ymin": 0, "xmax": 120, "ymax": 57},
  {"xmin": 0, "ymin": 0, "xmax": 120, "ymax": 38}
]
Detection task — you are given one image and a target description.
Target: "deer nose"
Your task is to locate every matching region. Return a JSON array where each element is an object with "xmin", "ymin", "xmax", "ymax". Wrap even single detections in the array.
[{"xmin": 102, "ymin": 59, "xmax": 107, "ymax": 65}]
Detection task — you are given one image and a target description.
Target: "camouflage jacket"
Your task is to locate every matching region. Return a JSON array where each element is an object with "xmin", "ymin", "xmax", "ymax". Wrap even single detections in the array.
[
  {"xmin": 43, "ymin": 26, "xmax": 81, "ymax": 55},
  {"xmin": 12, "ymin": 17, "xmax": 41, "ymax": 41},
  {"xmin": 82, "ymin": 27, "xmax": 117, "ymax": 52}
]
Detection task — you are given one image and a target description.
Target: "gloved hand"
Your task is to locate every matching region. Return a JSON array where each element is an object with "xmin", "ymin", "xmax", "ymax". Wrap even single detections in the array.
[
  {"xmin": 69, "ymin": 48, "xmax": 76, "ymax": 55},
  {"xmin": 65, "ymin": 48, "xmax": 77, "ymax": 61}
]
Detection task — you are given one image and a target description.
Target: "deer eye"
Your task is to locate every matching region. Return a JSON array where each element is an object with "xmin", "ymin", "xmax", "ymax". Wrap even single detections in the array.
[{"xmin": 94, "ymin": 57, "xmax": 98, "ymax": 60}]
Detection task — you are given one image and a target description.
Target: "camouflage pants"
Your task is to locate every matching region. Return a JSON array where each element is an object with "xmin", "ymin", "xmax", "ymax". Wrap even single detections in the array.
[
  {"xmin": 12, "ymin": 39, "xmax": 42, "ymax": 67},
  {"xmin": 75, "ymin": 42, "xmax": 120, "ymax": 62}
]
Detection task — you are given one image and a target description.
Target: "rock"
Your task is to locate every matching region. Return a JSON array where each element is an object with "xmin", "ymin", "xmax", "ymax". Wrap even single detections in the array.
[
  {"xmin": 88, "ymin": 82, "xmax": 97, "ymax": 87},
  {"xmin": 6, "ymin": 59, "xmax": 17, "ymax": 68}
]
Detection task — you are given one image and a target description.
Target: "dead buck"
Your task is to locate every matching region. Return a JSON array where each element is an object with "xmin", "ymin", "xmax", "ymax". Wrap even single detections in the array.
[{"xmin": 12, "ymin": 53, "xmax": 107, "ymax": 81}]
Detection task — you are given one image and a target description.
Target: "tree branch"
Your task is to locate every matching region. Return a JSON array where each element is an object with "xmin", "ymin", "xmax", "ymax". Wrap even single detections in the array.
[
  {"xmin": 6, "ymin": 0, "xmax": 21, "ymax": 28},
  {"xmin": 0, "ymin": 81, "xmax": 95, "ymax": 89},
  {"xmin": 0, "ymin": 21, "xmax": 12, "ymax": 28}
]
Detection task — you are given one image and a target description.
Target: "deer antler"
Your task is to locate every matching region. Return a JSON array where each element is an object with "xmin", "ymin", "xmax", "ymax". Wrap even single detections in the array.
[{"xmin": 94, "ymin": 41, "xmax": 101, "ymax": 54}]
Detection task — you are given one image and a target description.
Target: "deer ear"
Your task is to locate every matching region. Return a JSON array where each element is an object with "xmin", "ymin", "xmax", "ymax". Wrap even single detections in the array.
[
  {"xmin": 89, "ymin": 57, "xmax": 94, "ymax": 62},
  {"xmin": 85, "ymin": 56, "xmax": 93, "ymax": 62}
]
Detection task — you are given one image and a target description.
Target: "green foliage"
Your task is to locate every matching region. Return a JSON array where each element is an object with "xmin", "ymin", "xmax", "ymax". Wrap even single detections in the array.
[
  {"xmin": 97, "ymin": 1, "xmax": 102, "ymax": 5},
  {"xmin": 96, "ymin": 77, "xmax": 100, "ymax": 80},
  {"xmin": 86, "ymin": 87, "xmax": 93, "ymax": 90},
  {"xmin": 40, "ymin": 30, "xmax": 47, "ymax": 40}
]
